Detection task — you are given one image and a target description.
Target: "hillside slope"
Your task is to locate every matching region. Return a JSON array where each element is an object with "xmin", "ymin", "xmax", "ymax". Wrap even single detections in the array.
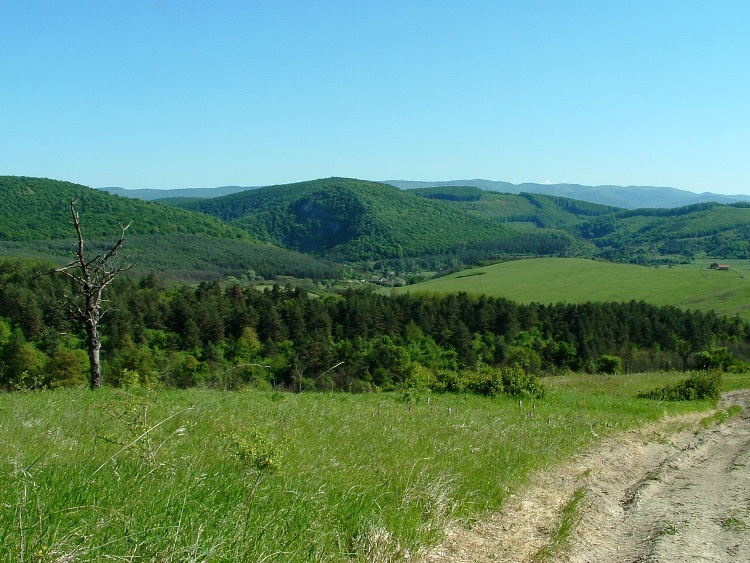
[
  {"xmin": 581, "ymin": 202, "xmax": 750, "ymax": 261},
  {"xmin": 409, "ymin": 186, "xmax": 750, "ymax": 264},
  {"xmin": 174, "ymin": 178, "xmax": 579, "ymax": 261},
  {"xmin": 0, "ymin": 176, "xmax": 340, "ymax": 280}
]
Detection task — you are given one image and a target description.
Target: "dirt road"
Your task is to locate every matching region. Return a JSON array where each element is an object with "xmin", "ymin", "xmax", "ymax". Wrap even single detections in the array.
[{"xmin": 423, "ymin": 389, "xmax": 750, "ymax": 562}]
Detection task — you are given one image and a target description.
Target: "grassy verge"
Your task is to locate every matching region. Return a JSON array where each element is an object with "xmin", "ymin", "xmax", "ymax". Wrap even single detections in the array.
[{"xmin": 1, "ymin": 373, "xmax": 746, "ymax": 561}]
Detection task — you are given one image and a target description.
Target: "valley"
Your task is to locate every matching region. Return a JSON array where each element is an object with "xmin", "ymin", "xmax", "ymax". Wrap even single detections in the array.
[{"xmin": 2, "ymin": 174, "xmax": 750, "ymax": 560}]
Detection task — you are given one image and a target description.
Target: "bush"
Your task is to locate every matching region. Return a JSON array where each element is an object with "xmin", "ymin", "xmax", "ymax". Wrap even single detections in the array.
[
  {"xmin": 500, "ymin": 366, "xmax": 545, "ymax": 398},
  {"xmin": 597, "ymin": 355, "xmax": 622, "ymax": 375},
  {"xmin": 433, "ymin": 369, "xmax": 465, "ymax": 393},
  {"xmin": 469, "ymin": 366, "xmax": 504, "ymax": 398},
  {"xmin": 465, "ymin": 366, "xmax": 545, "ymax": 398},
  {"xmin": 693, "ymin": 348, "xmax": 738, "ymax": 372},
  {"xmin": 638, "ymin": 371, "xmax": 722, "ymax": 401}
]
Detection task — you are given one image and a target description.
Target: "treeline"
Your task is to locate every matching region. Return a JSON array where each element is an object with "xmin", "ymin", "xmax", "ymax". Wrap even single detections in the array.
[{"xmin": 1, "ymin": 258, "xmax": 748, "ymax": 392}]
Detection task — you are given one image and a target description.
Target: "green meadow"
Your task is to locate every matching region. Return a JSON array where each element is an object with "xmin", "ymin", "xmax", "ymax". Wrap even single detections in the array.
[
  {"xmin": 1, "ymin": 374, "xmax": 741, "ymax": 561},
  {"xmin": 402, "ymin": 258, "xmax": 750, "ymax": 320}
]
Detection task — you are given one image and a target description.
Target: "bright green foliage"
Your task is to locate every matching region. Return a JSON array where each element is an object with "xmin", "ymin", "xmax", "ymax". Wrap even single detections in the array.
[
  {"xmin": 0, "ymin": 177, "xmax": 341, "ymax": 281},
  {"xmin": 405, "ymin": 186, "xmax": 750, "ymax": 264},
  {"xmin": 45, "ymin": 348, "xmax": 88, "ymax": 387},
  {"xmin": 638, "ymin": 371, "xmax": 723, "ymax": 401},
  {"xmin": 466, "ymin": 366, "xmax": 545, "ymax": 398},
  {"xmin": 227, "ymin": 426, "xmax": 282, "ymax": 474},
  {"xmin": 693, "ymin": 347, "xmax": 744, "ymax": 372},
  {"xmin": 0, "ymin": 176, "xmax": 246, "ymax": 240},
  {"xmin": 1, "ymin": 260, "xmax": 749, "ymax": 391},
  {"xmin": 597, "ymin": 355, "xmax": 623, "ymax": 375}
]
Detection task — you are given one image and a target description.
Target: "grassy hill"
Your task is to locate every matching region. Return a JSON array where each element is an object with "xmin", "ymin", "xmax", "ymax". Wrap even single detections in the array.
[
  {"xmin": 0, "ymin": 176, "xmax": 341, "ymax": 281},
  {"xmin": 6, "ymin": 176, "xmax": 750, "ymax": 281},
  {"xmin": 172, "ymin": 177, "xmax": 579, "ymax": 262},
  {"xmin": 401, "ymin": 257, "xmax": 750, "ymax": 319}
]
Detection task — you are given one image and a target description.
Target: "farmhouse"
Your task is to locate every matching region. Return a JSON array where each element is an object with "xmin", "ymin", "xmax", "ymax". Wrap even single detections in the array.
[{"xmin": 709, "ymin": 262, "xmax": 731, "ymax": 270}]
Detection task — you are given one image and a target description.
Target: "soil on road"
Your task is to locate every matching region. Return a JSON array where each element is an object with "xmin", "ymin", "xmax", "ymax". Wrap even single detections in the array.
[{"xmin": 423, "ymin": 389, "xmax": 750, "ymax": 562}]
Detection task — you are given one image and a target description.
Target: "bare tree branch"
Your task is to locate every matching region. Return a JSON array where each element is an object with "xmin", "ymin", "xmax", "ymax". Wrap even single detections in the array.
[{"xmin": 47, "ymin": 199, "xmax": 133, "ymax": 389}]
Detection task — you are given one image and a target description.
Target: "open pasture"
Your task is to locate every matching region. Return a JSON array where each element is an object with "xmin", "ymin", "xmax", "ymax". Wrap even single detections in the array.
[
  {"xmin": 402, "ymin": 258, "xmax": 750, "ymax": 320},
  {"xmin": 1, "ymin": 374, "xmax": 740, "ymax": 561}
]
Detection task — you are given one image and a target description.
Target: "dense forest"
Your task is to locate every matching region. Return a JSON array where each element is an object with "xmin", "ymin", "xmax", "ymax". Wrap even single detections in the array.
[
  {"xmin": 0, "ymin": 176, "xmax": 341, "ymax": 281},
  {"xmin": 1, "ymin": 257, "xmax": 747, "ymax": 393},
  {"xmin": 3, "ymin": 175, "xmax": 750, "ymax": 395},
  {"xmin": 172, "ymin": 178, "xmax": 582, "ymax": 262},
  {"xmin": 5, "ymin": 176, "xmax": 750, "ymax": 280}
]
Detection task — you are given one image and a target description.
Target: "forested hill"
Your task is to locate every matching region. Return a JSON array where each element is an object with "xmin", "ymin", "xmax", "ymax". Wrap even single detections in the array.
[
  {"xmin": 0, "ymin": 176, "xmax": 247, "ymax": 240},
  {"xmin": 170, "ymin": 177, "xmax": 579, "ymax": 261},
  {"xmin": 410, "ymin": 187, "xmax": 619, "ymax": 230},
  {"xmin": 0, "ymin": 176, "xmax": 341, "ymax": 281},
  {"xmin": 409, "ymin": 186, "xmax": 750, "ymax": 263}
]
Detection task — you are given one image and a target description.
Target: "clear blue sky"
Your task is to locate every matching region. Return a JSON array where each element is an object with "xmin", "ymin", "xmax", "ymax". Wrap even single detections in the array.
[{"xmin": 2, "ymin": 1, "xmax": 748, "ymax": 193}]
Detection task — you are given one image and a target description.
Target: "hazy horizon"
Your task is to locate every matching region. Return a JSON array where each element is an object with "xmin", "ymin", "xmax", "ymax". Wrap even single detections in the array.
[
  {"xmin": 97, "ymin": 178, "xmax": 747, "ymax": 197},
  {"xmin": 3, "ymin": 2, "xmax": 748, "ymax": 195}
]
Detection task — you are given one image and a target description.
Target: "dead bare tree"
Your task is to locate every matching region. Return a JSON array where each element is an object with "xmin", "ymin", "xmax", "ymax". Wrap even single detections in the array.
[{"xmin": 54, "ymin": 199, "xmax": 132, "ymax": 389}]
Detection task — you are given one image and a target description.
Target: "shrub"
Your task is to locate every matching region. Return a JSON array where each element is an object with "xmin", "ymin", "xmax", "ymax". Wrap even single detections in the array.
[
  {"xmin": 637, "ymin": 371, "xmax": 722, "ymax": 401},
  {"xmin": 44, "ymin": 348, "xmax": 88, "ymax": 388},
  {"xmin": 469, "ymin": 366, "xmax": 504, "ymax": 397},
  {"xmin": 465, "ymin": 366, "xmax": 545, "ymax": 398},
  {"xmin": 500, "ymin": 366, "xmax": 545, "ymax": 398},
  {"xmin": 597, "ymin": 354, "xmax": 622, "ymax": 375},
  {"xmin": 433, "ymin": 369, "xmax": 465, "ymax": 393},
  {"xmin": 693, "ymin": 348, "xmax": 738, "ymax": 372}
]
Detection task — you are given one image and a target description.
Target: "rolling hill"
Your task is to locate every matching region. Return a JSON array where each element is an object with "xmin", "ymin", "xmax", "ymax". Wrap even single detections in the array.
[
  {"xmin": 400, "ymin": 257, "xmax": 750, "ymax": 319},
  {"xmin": 171, "ymin": 177, "xmax": 580, "ymax": 262},
  {"xmin": 6, "ymin": 176, "xmax": 750, "ymax": 284},
  {"xmin": 0, "ymin": 176, "xmax": 341, "ymax": 280},
  {"xmin": 408, "ymin": 186, "xmax": 750, "ymax": 264}
]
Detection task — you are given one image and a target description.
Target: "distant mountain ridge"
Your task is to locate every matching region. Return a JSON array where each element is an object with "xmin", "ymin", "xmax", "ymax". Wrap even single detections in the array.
[
  {"xmin": 99, "ymin": 185, "xmax": 259, "ymax": 200},
  {"xmin": 99, "ymin": 179, "xmax": 750, "ymax": 209},
  {"xmin": 384, "ymin": 180, "xmax": 750, "ymax": 209}
]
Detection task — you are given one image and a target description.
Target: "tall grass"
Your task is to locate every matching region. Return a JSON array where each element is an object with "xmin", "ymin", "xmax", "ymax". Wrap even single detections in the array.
[{"xmin": 0, "ymin": 375, "xmax": 741, "ymax": 561}]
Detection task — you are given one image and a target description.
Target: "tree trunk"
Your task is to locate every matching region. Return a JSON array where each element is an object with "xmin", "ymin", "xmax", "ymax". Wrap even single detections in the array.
[{"xmin": 87, "ymin": 321, "xmax": 103, "ymax": 389}]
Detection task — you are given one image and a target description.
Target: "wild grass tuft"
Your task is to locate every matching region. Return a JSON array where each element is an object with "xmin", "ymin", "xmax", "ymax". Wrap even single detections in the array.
[
  {"xmin": 533, "ymin": 487, "xmax": 586, "ymax": 561},
  {"xmin": 0, "ymin": 374, "xmax": 746, "ymax": 560}
]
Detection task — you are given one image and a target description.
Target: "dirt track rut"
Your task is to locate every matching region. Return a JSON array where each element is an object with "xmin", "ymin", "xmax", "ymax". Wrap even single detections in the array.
[{"xmin": 423, "ymin": 389, "xmax": 750, "ymax": 562}]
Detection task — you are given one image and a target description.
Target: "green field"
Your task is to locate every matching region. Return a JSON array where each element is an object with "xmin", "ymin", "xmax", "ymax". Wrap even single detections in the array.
[
  {"xmin": 401, "ymin": 258, "xmax": 750, "ymax": 320},
  {"xmin": 1, "ymin": 374, "xmax": 740, "ymax": 561}
]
